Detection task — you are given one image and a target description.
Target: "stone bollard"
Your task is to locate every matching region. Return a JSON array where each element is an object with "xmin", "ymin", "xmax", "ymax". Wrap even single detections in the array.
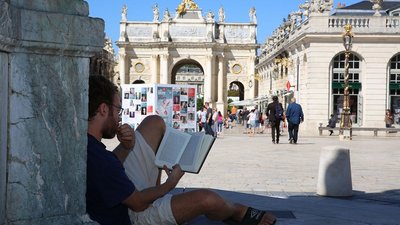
[{"xmin": 317, "ymin": 146, "xmax": 353, "ymax": 197}]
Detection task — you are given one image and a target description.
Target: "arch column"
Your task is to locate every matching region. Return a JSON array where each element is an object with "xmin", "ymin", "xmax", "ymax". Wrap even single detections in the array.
[
  {"xmin": 217, "ymin": 54, "xmax": 226, "ymax": 114},
  {"xmin": 204, "ymin": 54, "xmax": 215, "ymax": 103},
  {"xmin": 119, "ymin": 48, "xmax": 127, "ymax": 84},
  {"xmin": 160, "ymin": 54, "xmax": 169, "ymax": 84},
  {"xmin": 248, "ymin": 55, "xmax": 256, "ymax": 99},
  {"xmin": 151, "ymin": 54, "xmax": 159, "ymax": 83}
]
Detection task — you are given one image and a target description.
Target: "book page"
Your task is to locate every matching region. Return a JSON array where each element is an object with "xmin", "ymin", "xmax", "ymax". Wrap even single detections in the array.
[
  {"xmin": 155, "ymin": 127, "xmax": 191, "ymax": 169},
  {"xmin": 178, "ymin": 132, "xmax": 204, "ymax": 171},
  {"xmin": 192, "ymin": 134, "xmax": 215, "ymax": 173}
]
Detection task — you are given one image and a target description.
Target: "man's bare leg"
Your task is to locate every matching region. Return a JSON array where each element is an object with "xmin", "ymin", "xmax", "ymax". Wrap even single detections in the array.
[
  {"xmin": 171, "ymin": 189, "xmax": 276, "ymax": 225},
  {"xmin": 136, "ymin": 115, "xmax": 166, "ymax": 185}
]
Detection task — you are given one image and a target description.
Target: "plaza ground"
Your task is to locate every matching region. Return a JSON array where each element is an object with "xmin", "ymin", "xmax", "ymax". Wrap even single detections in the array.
[{"xmin": 103, "ymin": 125, "xmax": 400, "ymax": 225}]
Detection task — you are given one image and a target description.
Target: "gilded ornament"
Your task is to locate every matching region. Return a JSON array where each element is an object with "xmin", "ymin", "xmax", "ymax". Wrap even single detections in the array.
[{"xmin": 176, "ymin": 0, "xmax": 199, "ymax": 15}]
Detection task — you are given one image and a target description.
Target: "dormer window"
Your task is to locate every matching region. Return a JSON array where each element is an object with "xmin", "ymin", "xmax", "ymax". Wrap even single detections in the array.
[{"xmin": 390, "ymin": 9, "xmax": 400, "ymax": 17}]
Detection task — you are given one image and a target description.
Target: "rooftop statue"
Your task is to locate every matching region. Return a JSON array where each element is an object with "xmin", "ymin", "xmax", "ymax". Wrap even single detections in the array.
[
  {"xmin": 318, "ymin": 0, "xmax": 334, "ymax": 12},
  {"xmin": 121, "ymin": 4, "xmax": 127, "ymax": 21},
  {"xmin": 310, "ymin": 0, "xmax": 320, "ymax": 13},
  {"xmin": 153, "ymin": 4, "xmax": 159, "ymax": 22},
  {"xmin": 206, "ymin": 10, "xmax": 215, "ymax": 23},
  {"xmin": 249, "ymin": 6, "xmax": 257, "ymax": 24},
  {"xmin": 163, "ymin": 8, "xmax": 171, "ymax": 22},
  {"xmin": 370, "ymin": 0, "xmax": 383, "ymax": 16},
  {"xmin": 299, "ymin": 0, "xmax": 310, "ymax": 19},
  {"xmin": 218, "ymin": 6, "xmax": 225, "ymax": 23}
]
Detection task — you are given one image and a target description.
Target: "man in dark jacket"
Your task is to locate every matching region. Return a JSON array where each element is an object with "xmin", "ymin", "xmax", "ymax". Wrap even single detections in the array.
[
  {"xmin": 285, "ymin": 97, "xmax": 304, "ymax": 144},
  {"xmin": 266, "ymin": 96, "xmax": 283, "ymax": 144},
  {"xmin": 328, "ymin": 114, "xmax": 337, "ymax": 136}
]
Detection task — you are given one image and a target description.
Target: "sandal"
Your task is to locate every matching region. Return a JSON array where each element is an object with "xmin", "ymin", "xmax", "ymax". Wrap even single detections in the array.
[{"xmin": 240, "ymin": 207, "xmax": 276, "ymax": 225}]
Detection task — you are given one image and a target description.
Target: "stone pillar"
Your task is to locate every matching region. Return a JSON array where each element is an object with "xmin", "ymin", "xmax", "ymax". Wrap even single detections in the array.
[
  {"xmin": 204, "ymin": 54, "xmax": 215, "ymax": 103},
  {"xmin": 0, "ymin": 0, "xmax": 104, "ymax": 224},
  {"xmin": 0, "ymin": 52, "xmax": 8, "ymax": 225},
  {"xmin": 217, "ymin": 55, "xmax": 226, "ymax": 114},
  {"xmin": 119, "ymin": 48, "xmax": 127, "ymax": 84},
  {"xmin": 151, "ymin": 55, "xmax": 159, "ymax": 83},
  {"xmin": 248, "ymin": 56, "xmax": 256, "ymax": 99},
  {"xmin": 160, "ymin": 54, "xmax": 169, "ymax": 84},
  {"xmin": 317, "ymin": 146, "xmax": 353, "ymax": 197}
]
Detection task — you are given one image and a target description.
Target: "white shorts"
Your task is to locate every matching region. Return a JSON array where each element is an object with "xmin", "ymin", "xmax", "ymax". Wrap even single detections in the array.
[{"xmin": 123, "ymin": 131, "xmax": 177, "ymax": 225}]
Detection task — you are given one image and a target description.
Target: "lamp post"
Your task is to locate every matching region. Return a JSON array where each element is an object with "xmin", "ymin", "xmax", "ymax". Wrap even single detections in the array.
[{"xmin": 340, "ymin": 24, "xmax": 354, "ymax": 139}]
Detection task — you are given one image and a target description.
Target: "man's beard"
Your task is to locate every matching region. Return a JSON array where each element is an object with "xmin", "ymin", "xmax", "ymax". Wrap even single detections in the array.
[{"xmin": 102, "ymin": 111, "xmax": 118, "ymax": 139}]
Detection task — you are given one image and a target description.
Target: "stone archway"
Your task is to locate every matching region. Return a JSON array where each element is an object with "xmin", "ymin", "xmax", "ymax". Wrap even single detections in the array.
[
  {"xmin": 229, "ymin": 81, "xmax": 245, "ymax": 102},
  {"xmin": 171, "ymin": 59, "xmax": 204, "ymax": 97},
  {"xmin": 132, "ymin": 79, "xmax": 145, "ymax": 84}
]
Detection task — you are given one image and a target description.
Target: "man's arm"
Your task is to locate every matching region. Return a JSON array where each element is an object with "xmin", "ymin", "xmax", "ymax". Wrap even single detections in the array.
[
  {"xmin": 300, "ymin": 105, "xmax": 304, "ymax": 122},
  {"xmin": 113, "ymin": 124, "xmax": 136, "ymax": 162},
  {"xmin": 122, "ymin": 165, "xmax": 184, "ymax": 212}
]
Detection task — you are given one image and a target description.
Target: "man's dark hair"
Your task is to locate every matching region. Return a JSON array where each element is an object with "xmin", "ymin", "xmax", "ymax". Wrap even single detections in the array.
[
  {"xmin": 88, "ymin": 75, "xmax": 118, "ymax": 120},
  {"xmin": 272, "ymin": 96, "xmax": 278, "ymax": 101}
]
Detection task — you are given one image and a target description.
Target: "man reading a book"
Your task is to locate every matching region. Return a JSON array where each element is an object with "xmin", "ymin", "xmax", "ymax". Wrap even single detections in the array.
[{"xmin": 87, "ymin": 75, "xmax": 277, "ymax": 225}]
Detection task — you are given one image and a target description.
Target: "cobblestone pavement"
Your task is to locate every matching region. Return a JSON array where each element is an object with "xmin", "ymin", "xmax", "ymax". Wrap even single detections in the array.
[{"xmin": 103, "ymin": 125, "xmax": 400, "ymax": 225}]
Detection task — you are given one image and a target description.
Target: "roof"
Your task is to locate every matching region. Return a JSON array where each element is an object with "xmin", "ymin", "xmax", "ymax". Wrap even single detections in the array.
[{"xmin": 333, "ymin": 0, "xmax": 400, "ymax": 15}]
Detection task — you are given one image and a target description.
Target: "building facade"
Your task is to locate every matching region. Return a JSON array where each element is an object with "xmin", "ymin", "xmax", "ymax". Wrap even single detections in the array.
[
  {"xmin": 256, "ymin": 0, "xmax": 400, "ymax": 134},
  {"xmin": 116, "ymin": 0, "xmax": 258, "ymax": 113},
  {"xmin": 90, "ymin": 37, "xmax": 118, "ymax": 81}
]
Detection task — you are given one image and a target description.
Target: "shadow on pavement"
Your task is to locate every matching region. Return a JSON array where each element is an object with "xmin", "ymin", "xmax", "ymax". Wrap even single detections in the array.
[{"xmin": 170, "ymin": 188, "xmax": 400, "ymax": 225}]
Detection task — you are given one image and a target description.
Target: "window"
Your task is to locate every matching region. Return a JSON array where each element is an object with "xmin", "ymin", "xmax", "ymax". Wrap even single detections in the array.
[
  {"xmin": 389, "ymin": 53, "xmax": 400, "ymax": 125},
  {"xmin": 331, "ymin": 53, "xmax": 361, "ymax": 124},
  {"xmin": 231, "ymin": 64, "xmax": 242, "ymax": 74},
  {"xmin": 134, "ymin": 62, "xmax": 145, "ymax": 73}
]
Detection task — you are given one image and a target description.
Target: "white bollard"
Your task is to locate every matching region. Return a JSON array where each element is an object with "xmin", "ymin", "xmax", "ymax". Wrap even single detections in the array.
[{"xmin": 317, "ymin": 146, "xmax": 353, "ymax": 197}]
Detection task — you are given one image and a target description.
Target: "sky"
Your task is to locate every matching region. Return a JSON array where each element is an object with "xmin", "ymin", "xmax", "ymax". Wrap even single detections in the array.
[{"xmin": 86, "ymin": 0, "xmax": 360, "ymax": 53}]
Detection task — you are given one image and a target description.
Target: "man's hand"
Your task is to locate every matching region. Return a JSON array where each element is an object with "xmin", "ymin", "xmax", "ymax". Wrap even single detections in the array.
[
  {"xmin": 117, "ymin": 124, "xmax": 135, "ymax": 150},
  {"xmin": 163, "ymin": 165, "xmax": 184, "ymax": 189}
]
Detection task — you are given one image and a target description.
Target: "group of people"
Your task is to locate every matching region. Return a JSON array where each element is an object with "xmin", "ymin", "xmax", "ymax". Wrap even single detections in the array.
[
  {"xmin": 87, "ymin": 75, "xmax": 277, "ymax": 225},
  {"xmin": 197, "ymin": 103, "xmax": 230, "ymax": 137}
]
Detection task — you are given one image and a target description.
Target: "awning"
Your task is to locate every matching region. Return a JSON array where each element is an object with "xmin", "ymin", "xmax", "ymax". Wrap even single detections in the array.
[
  {"xmin": 253, "ymin": 95, "xmax": 270, "ymax": 103},
  {"xmin": 229, "ymin": 99, "xmax": 256, "ymax": 106}
]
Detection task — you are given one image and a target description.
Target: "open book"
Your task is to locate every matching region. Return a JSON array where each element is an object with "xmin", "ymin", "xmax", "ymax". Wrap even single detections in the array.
[{"xmin": 155, "ymin": 127, "xmax": 216, "ymax": 174}]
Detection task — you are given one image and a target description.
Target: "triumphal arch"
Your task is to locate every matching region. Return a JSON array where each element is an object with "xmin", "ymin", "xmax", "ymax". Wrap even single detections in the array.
[{"xmin": 117, "ymin": 0, "xmax": 258, "ymax": 111}]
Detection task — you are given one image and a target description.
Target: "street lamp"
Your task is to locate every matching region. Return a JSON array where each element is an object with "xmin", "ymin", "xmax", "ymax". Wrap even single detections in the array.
[{"xmin": 340, "ymin": 24, "xmax": 354, "ymax": 139}]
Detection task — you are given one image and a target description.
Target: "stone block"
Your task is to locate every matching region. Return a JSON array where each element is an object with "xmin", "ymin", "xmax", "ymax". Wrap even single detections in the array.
[
  {"xmin": 317, "ymin": 146, "xmax": 352, "ymax": 197},
  {"xmin": 0, "ymin": 51, "xmax": 8, "ymax": 225},
  {"xmin": 10, "ymin": 0, "xmax": 89, "ymax": 16}
]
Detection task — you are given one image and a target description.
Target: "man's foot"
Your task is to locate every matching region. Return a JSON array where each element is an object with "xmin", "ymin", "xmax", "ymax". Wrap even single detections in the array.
[
  {"xmin": 276, "ymin": 140, "xmax": 279, "ymax": 144},
  {"xmin": 289, "ymin": 139, "xmax": 293, "ymax": 144},
  {"xmin": 272, "ymin": 140, "xmax": 275, "ymax": 144}
]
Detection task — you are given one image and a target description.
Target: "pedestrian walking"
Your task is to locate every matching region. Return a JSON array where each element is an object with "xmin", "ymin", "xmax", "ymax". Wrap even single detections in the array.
[
  {"xmin": 204, "ymin": 102, "xmax": 214, "ymax": 136},
  {"xmin": 285, "ymin": 97, "xmax": 304, "ymax": 144},
  {"xmin": 266, "ymin": 96, "xmax": 284, "ymax": 144}
]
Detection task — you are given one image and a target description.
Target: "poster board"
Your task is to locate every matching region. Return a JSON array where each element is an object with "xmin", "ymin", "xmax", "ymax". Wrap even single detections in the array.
[{"xmin": 121, "ymin": 84, "xmax": 197, "ymax": 132}]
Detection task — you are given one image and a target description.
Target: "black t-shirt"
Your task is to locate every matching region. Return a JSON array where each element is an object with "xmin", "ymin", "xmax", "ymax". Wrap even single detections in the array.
[
  {"xmin": 87, "ymin": 134, "xmax": 135, "ymax": 225},
  {"xmin": 206, "ymin": 107, "xmax": 213, "ymax": 124}
]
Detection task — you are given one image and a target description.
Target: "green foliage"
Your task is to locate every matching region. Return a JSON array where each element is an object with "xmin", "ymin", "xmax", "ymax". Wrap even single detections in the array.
[
  {"xmin": 227, "ymin": 98, "xmax": 233, "ymax": 112},
  {"xmin": 197, "ymin": 96, "xmax": 204, "ymax": 111},
  {"xmin": 228, "ymin": 90, "xmax": 240, "ymax": 97}
]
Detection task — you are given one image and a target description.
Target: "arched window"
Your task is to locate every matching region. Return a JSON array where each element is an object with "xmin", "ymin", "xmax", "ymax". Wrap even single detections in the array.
[
  {"xmin": 331, "ymin": 53, "xmax": 362, "ymax": 124},
  {"xmin": 132, "ymin": 79, "xmax": 145, "ymax": 84},
  {"xmin": 173, "ymin": 62, "xmax": 204, "ymax": 97},
  {"xmin": 389, "ymin": 53, "xmax": 400, "ymax": 125}
]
